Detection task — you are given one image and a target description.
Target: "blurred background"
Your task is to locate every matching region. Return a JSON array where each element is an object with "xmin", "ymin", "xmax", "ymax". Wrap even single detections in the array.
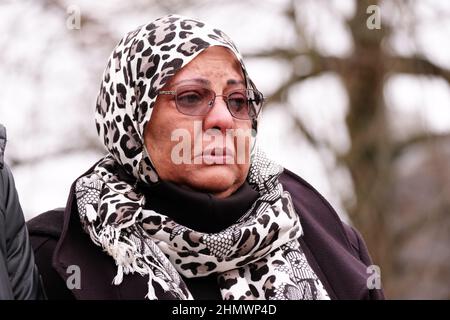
[{"xmin": 0, "ymin": 0, "xmax": 449, "ymax": 299}]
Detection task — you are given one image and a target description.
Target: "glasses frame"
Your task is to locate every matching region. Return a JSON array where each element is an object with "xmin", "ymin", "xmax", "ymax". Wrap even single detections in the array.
[{"xmin": 158, "ymin": 85, "xmax": 264, "ymax": 120}]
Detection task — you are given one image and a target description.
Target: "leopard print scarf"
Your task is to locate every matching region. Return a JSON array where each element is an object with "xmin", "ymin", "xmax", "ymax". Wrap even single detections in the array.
[{"xmin": 75, "ymin": 14, "xmax": 329, "ymax": 300}]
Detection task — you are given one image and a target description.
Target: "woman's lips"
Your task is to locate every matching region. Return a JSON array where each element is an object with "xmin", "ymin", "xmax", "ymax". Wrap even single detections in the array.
[{"xmin": 194, "ymin": 147, "xmax": 235, "ymax": 164}]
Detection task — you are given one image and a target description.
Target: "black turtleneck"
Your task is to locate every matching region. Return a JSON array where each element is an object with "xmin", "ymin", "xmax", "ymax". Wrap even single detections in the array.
[
  {"xmin": 138, "ymin": 179, "xmax": 259, "ymax": 299},
  {"xmin": 140, "ymin": 180, "xmax": 259, "ymax": 233}
]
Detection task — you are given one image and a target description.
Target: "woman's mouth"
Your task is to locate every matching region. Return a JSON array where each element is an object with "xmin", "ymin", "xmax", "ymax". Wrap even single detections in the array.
[{"xmin": 196, "ymin": 147, "xmax": 235, "ymax": 165}]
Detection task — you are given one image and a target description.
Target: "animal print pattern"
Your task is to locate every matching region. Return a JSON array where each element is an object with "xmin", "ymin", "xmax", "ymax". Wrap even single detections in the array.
[
  {"xmin": 75, "ymin": 14, "xmax": 329, "ymax": 300},
  {"xmin": 94, "ymin": 14, "xmax": 257, "ymax": 184}
]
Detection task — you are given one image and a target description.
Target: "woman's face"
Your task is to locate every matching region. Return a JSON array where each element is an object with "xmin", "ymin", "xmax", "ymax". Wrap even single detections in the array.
[{"xmin": 144, "ymin": 46, "xmax": 253, "ymax": 198}]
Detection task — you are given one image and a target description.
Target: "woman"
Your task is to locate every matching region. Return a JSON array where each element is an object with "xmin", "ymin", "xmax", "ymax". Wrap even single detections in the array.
[{"xmin": 28, "ymin": 14, "xmax": 384, "ymax": 300}]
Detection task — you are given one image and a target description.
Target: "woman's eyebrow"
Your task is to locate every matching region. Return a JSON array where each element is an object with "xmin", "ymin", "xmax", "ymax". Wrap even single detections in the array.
[
  {"xmin": 170, "ymin": 78, "xmax": 245, "ymax": 87},
  {"xmin": 171, "ymin": 78, "xmax": 211, "ymax": 86},
  {"xmin": 227, "ymin": 79, "xmax": 245, "ymax": 86}
]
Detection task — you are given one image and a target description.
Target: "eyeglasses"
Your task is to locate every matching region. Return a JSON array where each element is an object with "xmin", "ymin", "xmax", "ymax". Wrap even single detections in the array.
[{"xmin": 158, "ymin": 85, "xmax": 264, "ymax": 120}]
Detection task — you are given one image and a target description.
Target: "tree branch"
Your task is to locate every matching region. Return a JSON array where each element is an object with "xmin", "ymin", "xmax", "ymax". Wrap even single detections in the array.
[
  {"xmin": 393, "ymin": 199, "xmax": 450, "ymax": 246},
  {"xmin": 391, "ymin": 132, "xmax": 450, "ymax": 161},
  {"xmin": 388, "ymin": 55, "xmax": 450, "ymax": 83},
  {"xmin": 290, "ymin": 110, "xmax": 320, "ymax": 147},
  {"xmin": 8, "ymin": 142, "xmax": 104, "ymax": 168},
  {"xmin": 265, "ymin": 70, "xmax": 324, "ymax": 106},
  {"xmin": 244, "ymin": 49, "xmax": 308, "ymax": 60}
]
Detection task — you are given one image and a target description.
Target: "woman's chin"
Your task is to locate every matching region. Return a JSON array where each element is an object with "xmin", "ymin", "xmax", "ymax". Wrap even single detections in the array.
[{"xmin": 186, "ymin": 165, "xmax": 240, "ymax": 196}]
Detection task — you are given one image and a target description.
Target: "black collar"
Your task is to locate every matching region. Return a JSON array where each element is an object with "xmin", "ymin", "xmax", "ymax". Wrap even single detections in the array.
[{"xmin": 139, "ymin": 180, "xmax": 259, "ymax": 233}]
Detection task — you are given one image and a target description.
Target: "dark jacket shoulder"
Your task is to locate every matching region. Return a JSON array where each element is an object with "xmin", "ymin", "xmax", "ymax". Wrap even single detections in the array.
[
  {"xmin": 0, "ymin": 162, "xmax": 44, "ymax": 299},
  {"xmin": 280, "ymin": 169, "xmax": 384, "ymax": 299},
  {"xmin": 27, "ymin": 208, "xmax": 74, "ymax": 300}
]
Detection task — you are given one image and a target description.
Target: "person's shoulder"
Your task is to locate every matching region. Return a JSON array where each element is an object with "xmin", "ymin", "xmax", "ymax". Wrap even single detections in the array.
[
  {"xmin": 27, "ymin": 208, "xmax": 65, "ymax": 239},
  {"xmin": 27, "ymin": 208, "xmax": 77, "ymax": 300},
  {"xmin": 0, "ymin": 123, "xmax": 6, "ymax": 169},
  {"xmin": 0, "ymin": 124, "xmax": 11, "ymax": 213},
  {"xmin": 279, "ymin": 168, "xmax": 343, "ymax": 225},
  {"xmin": 0, "ymin": 124, "xmax": 15, "ymax": 210},
  {"xmin": 280, "ymin": 168, "xmax": 379, "ymax": 263},
  {"xmin": 279, "ymin": 168, "xmax": 358, "ymax": 254},
  {"xmin": 27, "ymin": 208, "xmax": 65, "ymax": 257},
  {"xmin": 0, "ymin": 164, "xmax": 13, "ymax": 204},
  {"xmin": 0, "ymin": 163, "xmax": 27, "ymax": 234}
]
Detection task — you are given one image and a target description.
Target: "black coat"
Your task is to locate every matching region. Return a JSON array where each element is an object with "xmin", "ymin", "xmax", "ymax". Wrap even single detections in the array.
[
  {"xmin": 0, "ymin": 125, "xmax": 44, "ymax": 300},
  {"xmin": 27, "ymin": 164, "xmax": 385, "ymax": 300}
]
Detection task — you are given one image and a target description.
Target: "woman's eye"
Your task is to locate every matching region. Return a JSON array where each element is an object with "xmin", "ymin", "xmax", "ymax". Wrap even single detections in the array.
[
  {"xmin": 229, "ymin": 94, "xmax": 247, "ymax": 111},
  {"xmin": 178, "ymin": 91, "xmax": 203, "ymax": 105}
]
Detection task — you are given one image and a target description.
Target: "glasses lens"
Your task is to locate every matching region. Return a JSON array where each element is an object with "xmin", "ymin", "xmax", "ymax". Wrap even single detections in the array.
[
  {"xmin": 175, "ymin": 86, "xmax": 212, "ymax": 115},
  {"xmin": 227, "ymin": 89, "xmax": 263, "ymax": 120},
  {"xmin": 227, "ymin": 91, "xmax": 249, "ymax": 119}
]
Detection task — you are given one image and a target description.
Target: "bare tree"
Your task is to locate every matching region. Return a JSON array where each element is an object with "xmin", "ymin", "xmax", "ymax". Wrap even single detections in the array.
[{"xmin": 246, "ymin": 0, "xmax": 450, "ymax": 298}]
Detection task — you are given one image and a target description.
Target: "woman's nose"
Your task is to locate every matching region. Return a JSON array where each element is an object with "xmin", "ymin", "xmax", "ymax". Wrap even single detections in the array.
[{"xmin": 203, "ymin": 96, "xmax": 234, "ymax": 132}]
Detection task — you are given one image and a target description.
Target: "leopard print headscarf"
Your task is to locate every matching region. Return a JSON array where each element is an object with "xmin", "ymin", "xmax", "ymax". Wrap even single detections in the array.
[{"xmin": 75, "ymin": 14, "xmax": 329, "ymax": 300}]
